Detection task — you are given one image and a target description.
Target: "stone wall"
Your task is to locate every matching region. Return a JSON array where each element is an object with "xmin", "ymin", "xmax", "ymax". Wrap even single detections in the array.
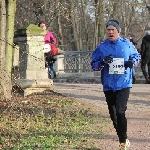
[{"xmin": 13, "ymin": 24, "xmax": 53, "ymax": 96}]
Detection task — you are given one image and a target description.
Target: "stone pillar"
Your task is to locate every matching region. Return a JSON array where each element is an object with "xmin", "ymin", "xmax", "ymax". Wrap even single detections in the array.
[
  {"xmin": 54, "ymin": 53, "xmax": 65, "ymax": 74},
  {"xmin": 13, "ymin": 24, "xmax": 53, "ymax": 96}
]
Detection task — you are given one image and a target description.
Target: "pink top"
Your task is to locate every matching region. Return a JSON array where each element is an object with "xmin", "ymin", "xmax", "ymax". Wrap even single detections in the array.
[{"xmin": 44, "ymin": 31, "xmax": 57, "ymax": 44}]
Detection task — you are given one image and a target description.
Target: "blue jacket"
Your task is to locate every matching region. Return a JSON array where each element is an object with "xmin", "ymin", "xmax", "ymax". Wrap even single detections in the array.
[{"xmin": 91, "ymin": 37, "xmax": 141, "ymax": 92}]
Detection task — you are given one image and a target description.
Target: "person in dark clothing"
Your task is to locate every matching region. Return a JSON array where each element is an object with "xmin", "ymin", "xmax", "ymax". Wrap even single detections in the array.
[
  {"xmin": 140, "ymin": 31, "xmax": 150, "ymax": 83},
  {"xmin": 45, "ymin": 52, "xmax": 57, "ymax": 79},
  {"xmin": 127, "ymin": 33, "xmax": 137, "ymax": 84},
  {"xmin": 127, "ymin": 33, "xmax": 137, "ymax": 46}
]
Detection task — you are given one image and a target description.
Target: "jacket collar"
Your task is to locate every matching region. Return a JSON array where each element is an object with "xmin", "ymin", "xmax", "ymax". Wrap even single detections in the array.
[{"xmin": 107, "ymin": 36, "xmax": 121, "ymax": 44}]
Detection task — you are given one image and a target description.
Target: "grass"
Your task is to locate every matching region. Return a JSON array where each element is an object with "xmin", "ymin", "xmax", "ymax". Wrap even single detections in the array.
[{"xmin": 0, "ymin": 90, "xmax": 109, "ymax": 150}]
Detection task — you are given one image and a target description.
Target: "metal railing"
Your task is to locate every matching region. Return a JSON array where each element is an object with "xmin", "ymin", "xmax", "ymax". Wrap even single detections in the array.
[
  {"xmin": 59, "ymin": 50, "xmax": 143, "ymax": 77},
  {"xmin": 60, "ymin": 50, "xmax": 93, "ymax": 73}
]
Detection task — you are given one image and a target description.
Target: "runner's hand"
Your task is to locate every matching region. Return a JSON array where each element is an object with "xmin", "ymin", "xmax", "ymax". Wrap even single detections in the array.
[
  {"xmin": 124, "ymin": 60, "xmax": 133, "ymax": 69},
  {"xmin": 102, "ymin": 54, "xmax": 113, "ymax": 64}
]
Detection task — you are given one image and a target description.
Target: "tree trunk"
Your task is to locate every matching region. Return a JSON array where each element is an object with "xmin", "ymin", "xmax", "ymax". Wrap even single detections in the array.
[
  {"xmin": 5, "ymin": 0, "xmax": 16, "ymax": 99},
  {"xmin": 98, "ymin": 0, "xmax": 105, "ymax": 42},
  {"xmin": 70, "ymin": 1, "xmax": 80, "ymax": 51},
  {"xmin": 0, "ymin": 0, "xmax": 7, "ymax": 98},
  {"xmin": 80, "ymin": 0, "xmax": 88, "ymax": 50},
  {"xmin": 93, "ymin": 0, "xmax": 105, "ymax": 48},
  {"xmin": 55, "ymin": 0, "xmax": 64, "ymax": 50}
]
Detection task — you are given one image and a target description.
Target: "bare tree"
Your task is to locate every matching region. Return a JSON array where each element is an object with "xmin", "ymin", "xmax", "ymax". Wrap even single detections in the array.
[
  {"xmin": 14, "ymin": 0, "xmax": 150, "ymax": 50},
  {"xmin": 0, "ymin": 0, "xmax": 16, "ymax": 99},
  {"xmin": 104, "ymin": 0, "xmax": 149, "ymax": 45},
  {"xmin": 0, "ymin": 0, "xmax": 7, "ymax": 97},
  {"xmin": 5, "ymin": 0, "xmax": 16, "ymax": 98},
  {"xmin": 93, "ymin": 0, "xmax": 105, "ymax": 48}
]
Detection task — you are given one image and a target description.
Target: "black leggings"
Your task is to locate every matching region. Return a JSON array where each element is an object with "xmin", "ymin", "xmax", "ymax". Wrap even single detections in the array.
[
  {"xmin": 141, "ymin": 62, "xmax": 150, "ymax": 78},
  {"xmin": 104, "ymin": 88, "xmax": 130, "ymax": 143}
]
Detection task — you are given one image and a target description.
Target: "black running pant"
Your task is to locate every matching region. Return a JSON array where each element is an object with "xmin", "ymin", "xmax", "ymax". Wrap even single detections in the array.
[
  {"xmin": 104, "ymin": 88, "xmax": 130, "ymax": 143},
  {"xmin": 141, "ymin": 62, "xmax": 150, "ymax": 78}
]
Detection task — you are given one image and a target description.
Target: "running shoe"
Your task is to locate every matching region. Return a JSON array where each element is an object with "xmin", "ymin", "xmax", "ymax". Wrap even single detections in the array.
[{"xmin": 119, "ymin": 139, "xmax": 130, "ymax": 150}]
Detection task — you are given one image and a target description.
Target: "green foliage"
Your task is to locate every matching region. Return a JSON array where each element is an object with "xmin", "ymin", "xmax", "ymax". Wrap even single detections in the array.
[{"xmin": 0, "ymin": 90, "xmax": 109, "ymax": 149}]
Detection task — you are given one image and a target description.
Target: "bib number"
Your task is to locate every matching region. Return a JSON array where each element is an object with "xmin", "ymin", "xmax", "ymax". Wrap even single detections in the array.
[{"xmin": 109, "ymin": 58, "xmax": 125, "ymax": 74}]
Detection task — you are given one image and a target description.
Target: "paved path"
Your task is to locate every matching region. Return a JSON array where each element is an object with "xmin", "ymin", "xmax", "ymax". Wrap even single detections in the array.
[{"xmin": 52, "ymin": 83, "xmax": 150, "ymax": 150}]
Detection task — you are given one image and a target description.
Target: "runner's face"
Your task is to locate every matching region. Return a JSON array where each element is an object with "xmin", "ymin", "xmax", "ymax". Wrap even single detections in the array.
[
  {"xmin": 106, "ymin": 25, "xmax": 119, "ymax": 41},
  {"xmin": 40, "ymin": 23, "xmax": 47, "ymax": 30},
  {"xmin": 127, "ymin": 35, "xmax": 132, "ymax": 40}
]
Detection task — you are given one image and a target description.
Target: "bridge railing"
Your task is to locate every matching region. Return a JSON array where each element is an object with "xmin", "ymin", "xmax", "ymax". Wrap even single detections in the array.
[
  {"xmin": 57, "ymin": 50, "xmax": 93, "ymax": 73},
  {"xmin": 56, "ymin": 50, "xmax": 143, "ymax": 79}
]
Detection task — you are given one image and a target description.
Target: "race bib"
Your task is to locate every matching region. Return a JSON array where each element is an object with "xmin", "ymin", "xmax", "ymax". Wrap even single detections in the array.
[{"xmin": 109, "ymin": 58, "xmax": 125, "ymax": 74}]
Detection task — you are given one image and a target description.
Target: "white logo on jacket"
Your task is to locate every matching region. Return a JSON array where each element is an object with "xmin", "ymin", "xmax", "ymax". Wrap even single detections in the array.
[{"xmin": 43, "ymin": 44, "xmax": 51, "ymax": 53}]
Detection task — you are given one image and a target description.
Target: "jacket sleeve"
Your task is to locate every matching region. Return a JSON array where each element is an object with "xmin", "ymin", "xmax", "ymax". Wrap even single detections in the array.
[
  {"xmin": 129, "ymin": 42, "xmax": 141, "ymax": 66},
  {"xmin": 140, "ymin": 39, "xmax": 145, "ymax": 56},
  {"xmin": 49, "ymin": 32, "xmax": 57, "ymax": 44},
  {"xmin": 44, "ymin": 31, "xmax": 57, "ymax": 44},
  {"xmin": 91, "ymin": 47, "xmax": 104, "ymax": 71}
]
